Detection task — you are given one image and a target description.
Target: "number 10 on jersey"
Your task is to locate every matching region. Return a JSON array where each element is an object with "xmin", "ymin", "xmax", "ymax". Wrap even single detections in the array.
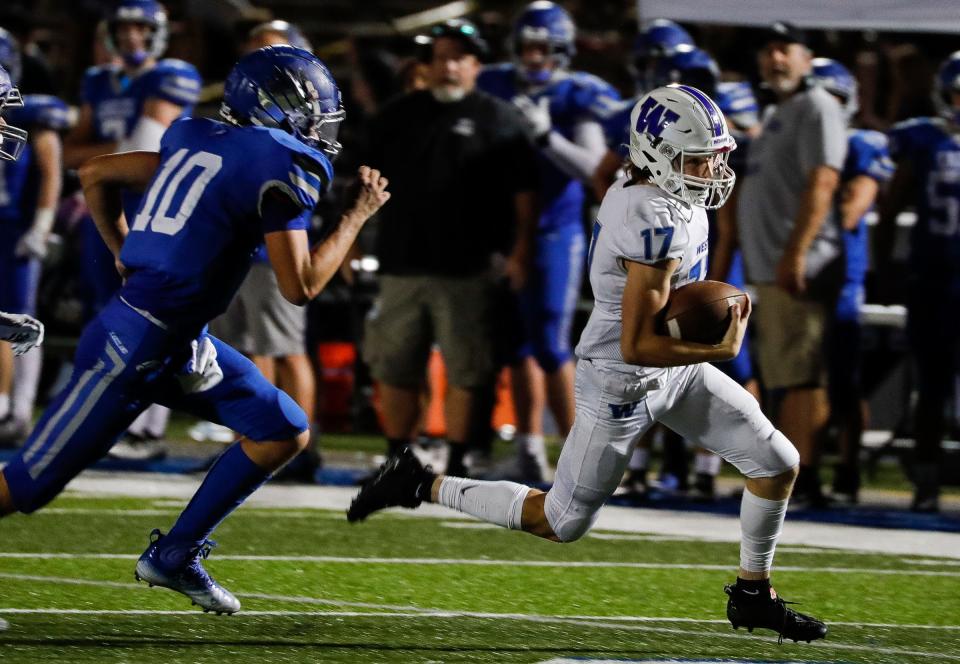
[{"xmin": 132, "ymin": 148, "xmax": 223, "ymax": 236}]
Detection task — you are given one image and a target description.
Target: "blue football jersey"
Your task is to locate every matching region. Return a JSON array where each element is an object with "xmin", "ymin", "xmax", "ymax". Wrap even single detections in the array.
[
  {"xmin": 888, "ymin": 117, "xmax": 960, "ymax": 271},
  {"xmin": 81, "ymin": 59, "xmax": 201, "ymax": 142},
  {"xmin": 841, "ymin": 129, "xmax": 894, "ymax": 285},
  {"xmin": 0, "ymin": 94, "xmax": 70, "ymax": 230},
  {"xmin": 600, "ymin": 96, "xmax": 636, "ymax": 158},
  {"xmin": 477, "ymin": 64, "xmax": 620, "ymax": 229},
  {"xmin": 119, "ymin": 117, "xmax": 333, "ymax": 337}
]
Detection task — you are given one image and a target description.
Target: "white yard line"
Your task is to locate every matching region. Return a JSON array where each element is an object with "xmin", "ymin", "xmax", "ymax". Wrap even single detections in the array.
[
  {"xmin": 0, "ymin": 596, "xmax": 957, "ymax": 661},
  {"xmin": 57, "ymin": 472, "xmax": 960, "ymax": 560},
  {"xmin": 0, "ymin": 552, "xmax": 958, "ymax": 576}
]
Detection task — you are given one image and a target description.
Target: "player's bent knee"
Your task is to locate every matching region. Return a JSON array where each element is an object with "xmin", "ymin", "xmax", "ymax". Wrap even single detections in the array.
[{"xmin": 521, "ymin": 491, "xmax": 561, "ymax": 541}]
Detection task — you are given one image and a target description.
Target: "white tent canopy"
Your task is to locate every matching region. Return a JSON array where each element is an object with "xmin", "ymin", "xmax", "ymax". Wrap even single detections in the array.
[{"xmin": 636, "ymin": 0, "xmax": 960, "ymax": 33}]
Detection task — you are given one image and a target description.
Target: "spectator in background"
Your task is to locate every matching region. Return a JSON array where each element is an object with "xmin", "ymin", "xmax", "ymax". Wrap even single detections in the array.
[
  {"xmin": 875, "ymin": 51, "xmax": 960, "ymax": 513},
  {"xmin": 206, "ymin": 19, "xmax": 322, "ymax": 481},
  {"xmin": 0, "ymin": 30, "xmax": 69, "ymax": 446},
  {"xmin": 736, "ymin": 22, "xmax": 847, "ymax": 508},
  {"xmin": 62, "ymin": 0, "xmax": 202, "ymax": 462},
  {"xmin": 477, "ymin": 1, "xmax": 618, "ymax": 482},
  {"xmin": 811, "ymin": 58, "xmax": 894, "ymax": 504},
  {"xmin": 361, "ymin": 19, "xmax": 538, "ymax": 477}
]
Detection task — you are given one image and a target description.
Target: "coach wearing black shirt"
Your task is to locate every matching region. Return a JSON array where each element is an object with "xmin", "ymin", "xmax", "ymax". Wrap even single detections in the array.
[{"xmin": 363, "ymin": 19, "xmax": 538, "ymax": 476}]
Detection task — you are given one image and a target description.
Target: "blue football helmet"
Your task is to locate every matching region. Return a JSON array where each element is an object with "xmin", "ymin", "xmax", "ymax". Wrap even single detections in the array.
[
  {"xmin": 249, "ymin": 20, "xmax": 313, "ymax": 53},
  {"xmin": 632, "ymin": 19, "xmax": 694, "ymax": 92},
  {"xmin": 714, "ymin": 81, "xmax": 759, "ymax": 131},
  {"xmin": 935, "ymin": 51, "xmax": 960, "ymax": 125},
  {"xmin": 221, "ymin": 45, "xmax": 345, "ymax": 158},
  {"xmin": 0, "ymin": 28, "xmax": 21, "ymax": 86},
  {"xmin": 106, "ymin": 0, "xmax": 169, "ymax": 68},
  {"xmin": 652, "ymin": 45, "xmax": 719, "ymax": 97},
  {"xmin": 0, "ymin": 64, "xmax": 27, "ymax": 161},
  {"xmin": 512, "ymin": 1, "xmax": 576, "ymax": 85},
  {"xmin": 811, "ymin": 57, "xmax": 858, "ymax": 119}
]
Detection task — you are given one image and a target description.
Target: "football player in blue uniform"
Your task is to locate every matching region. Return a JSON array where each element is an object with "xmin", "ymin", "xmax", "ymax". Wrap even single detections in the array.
[
  {"xmin": 811, "ymin": 59, "xmax": 894, "ymax": 504},
  {"xmin": 477, "ymin": 1, "xmax": 620, "ymax": 480},
  {"xmin": 0, "ymin": 45, "xmax": 390, "ymax": 614},
  {"xmin": 593, "ymin": 43, "xmax": 714, "ymax": 197},
  {"xmin": 591, "ymin": 20, "xmax": 695, "ymax": 197},
  {"xmin": 64, "ymin": 0, "xmax": 203, "ymax": 459},
  {"xmin": 876, "ymin": 51, "xmax": 960, "ymax": 513},
  {"xmin": 0, "ymin": 32, "xmax": 68, "ymax": 446},
  {"xmin": 0, "ymin": 64, "xmax": 45, "ymax": 363}
]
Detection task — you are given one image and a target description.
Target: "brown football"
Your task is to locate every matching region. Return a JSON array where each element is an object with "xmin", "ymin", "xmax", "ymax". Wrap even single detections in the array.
[{"xmin": 657, "ymin": 280, "xmax": 748, "ymax": 345}]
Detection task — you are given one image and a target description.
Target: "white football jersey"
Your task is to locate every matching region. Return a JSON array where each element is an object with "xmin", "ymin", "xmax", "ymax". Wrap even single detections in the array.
[{"xmin": 575, "ymin": 176, "xmax": 709, "ymax": 372}]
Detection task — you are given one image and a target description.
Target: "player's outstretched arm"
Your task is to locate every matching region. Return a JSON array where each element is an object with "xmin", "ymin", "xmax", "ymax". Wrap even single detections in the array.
[
  {"xmin": 63, "ymin": 105, "xmax": 118, "ymax": 169},
  {"xmin": 267, "ymin": 165, "xmax": 390, "ymax": 305},
  {"xmin": 620, "ymin": 258, "xmax": 749, "ymax": 367},
  {"xmin": 78, "ymin": 151, "xmax": 161, "ymax": 258}
]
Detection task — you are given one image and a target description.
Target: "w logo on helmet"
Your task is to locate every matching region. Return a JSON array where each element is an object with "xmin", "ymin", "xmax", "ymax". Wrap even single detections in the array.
[{"xmin": 634, "ymin": 96, "xmax": 679, "ymax": 138}]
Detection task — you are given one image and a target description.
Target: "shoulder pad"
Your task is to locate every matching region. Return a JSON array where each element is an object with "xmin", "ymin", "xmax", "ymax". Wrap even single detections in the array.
[
  {"xmin": 10, "ymin": 95, "xmax": 71, "ymax": 131},
  {"xmin": 262, "ymin": 127, "xmax": 334, "ymax": 210},
  {"xmin": 146, "ymin": 60, "xmax": 202, "ymax": 106}
]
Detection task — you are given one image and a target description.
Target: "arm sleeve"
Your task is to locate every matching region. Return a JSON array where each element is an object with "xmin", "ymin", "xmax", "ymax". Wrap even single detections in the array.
[
  {"xmin": 798, "ymin": 93, "xmax": 847, "ymax": 175},
  {"xmin": 542, "ymin": 119, "xmax": 607, "ymax": 181},
  {"xmin": 613, "ymin": 195, "xmax": 686, "ymax": 265}
]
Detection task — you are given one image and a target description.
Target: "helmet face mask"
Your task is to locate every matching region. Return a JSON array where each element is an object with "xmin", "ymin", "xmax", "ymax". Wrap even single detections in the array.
[
  {"xmin": 628, "ymin": 85, "xmax": 736, "ymax": 209},
  {"xmin": 222, "ymin": 45, "xmax": 345, "ymax": 159},
  {"xmin": 0, "ymin": 66, "xmax": 26, "ymax": 161}
]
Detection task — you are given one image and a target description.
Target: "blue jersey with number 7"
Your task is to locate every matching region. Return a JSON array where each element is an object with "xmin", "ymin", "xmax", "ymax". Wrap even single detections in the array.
[{"xmin": 119, "ymin": 117, "xmax": 333, "ymax": 336}]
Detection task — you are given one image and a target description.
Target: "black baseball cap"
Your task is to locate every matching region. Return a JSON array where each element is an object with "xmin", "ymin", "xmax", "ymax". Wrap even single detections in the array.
[
  {"xmin": 758, "ymin": 21, "xmax": 807, "ymax": 47},
  {"xmin": 428, "ymin": 19, "xmax": 489, "ymax": 59}
]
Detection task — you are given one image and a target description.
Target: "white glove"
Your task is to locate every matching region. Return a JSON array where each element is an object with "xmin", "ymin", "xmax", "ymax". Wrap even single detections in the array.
[
  {"xmin": 0, "ymin": 312, "xmax": 45, "ymax": 356},
  {"xmin": 178, "ymin": 336, "xmax": 223, "ymax": 394},
  {"xmin": 512, "ymin": 95, "xmax": 552, "ymax": 141},
  {"xmin": 15, "ymin": 227, "xmax": 49, "ymax": 260}
]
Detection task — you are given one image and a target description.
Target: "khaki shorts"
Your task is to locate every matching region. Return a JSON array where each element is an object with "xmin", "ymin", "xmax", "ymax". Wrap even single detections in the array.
[
  {"xmin": 364, "ymin": 274, "xmax": 497, "ymax": 388},
  {"xmin": 210, "ymin": 263, "xmax": 306, "ymax": 357},
  {"xmin": 752, "ymin": 284, "xmax": 830, "ymax": 390}
]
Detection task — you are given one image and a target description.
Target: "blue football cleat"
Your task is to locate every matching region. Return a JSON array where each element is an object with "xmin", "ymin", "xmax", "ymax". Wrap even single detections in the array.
[{"xmin": 135, "ymin": 528, "xmax": 240, "ymax": 614}]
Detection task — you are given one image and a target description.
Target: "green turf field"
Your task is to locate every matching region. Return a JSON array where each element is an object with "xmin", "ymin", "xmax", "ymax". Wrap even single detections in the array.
[{"xmin": 0, "ymin": 493, "xmax": 958, "ymax": 663}]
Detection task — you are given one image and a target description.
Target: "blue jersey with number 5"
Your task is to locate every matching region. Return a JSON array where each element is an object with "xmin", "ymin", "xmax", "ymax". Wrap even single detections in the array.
[
  {"xmin": 119, "ymin": 117, "xmax": 332, "ymax": 337},
  {"xmin": 888, "ymin": 117, "xmax": 960, "ymax": 272}
]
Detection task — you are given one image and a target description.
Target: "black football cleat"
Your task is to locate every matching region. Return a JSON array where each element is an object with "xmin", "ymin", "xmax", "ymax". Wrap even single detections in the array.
[
  {"xmin": 724, "ymin": 583, "xmax": 827, "ymax": 643},
  {"xmin": 347, "ymin": 447, "xmax": 435, "ymax": 523}
]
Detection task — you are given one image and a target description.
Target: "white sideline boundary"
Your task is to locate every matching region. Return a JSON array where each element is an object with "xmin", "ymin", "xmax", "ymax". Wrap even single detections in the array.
[{"xmin": 57, "ymin": 471, "xmax": 960, "ymax": 560}]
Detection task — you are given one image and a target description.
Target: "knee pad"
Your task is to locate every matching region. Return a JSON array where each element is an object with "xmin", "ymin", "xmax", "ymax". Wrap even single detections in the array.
[
  {"xmin": 544, "ymin": 488, "xmax": 601, "ymax": 543},
  {"xmin": 745, "ymin": 429, "xmax": 800, "ymax": 479}
]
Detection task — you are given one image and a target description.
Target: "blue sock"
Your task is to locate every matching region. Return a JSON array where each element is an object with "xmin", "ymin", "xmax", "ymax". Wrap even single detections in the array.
[{"xmin": 165, "ymin": 442, "xmax": 269, "ymax": 553}]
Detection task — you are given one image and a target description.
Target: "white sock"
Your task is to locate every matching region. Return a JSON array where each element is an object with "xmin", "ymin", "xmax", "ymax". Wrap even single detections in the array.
[
  {"xmin": 12, "ymin": 347, "xmax": 41, "ymax": 423},
  {"xmin": 0, "ymin": 393, "xmax": 9, "ymax": 419},
  {"xmin": 127, "ymin": 409, "xmax": 148, "ymax": 437},
  {"xmin": 145, "ymin": 404, "xmax": 171, "ymax": 438},
  {"xmin": 695, "ymin": 451, "xmax": 722, "ymax": 476},
  {"xmin": 435, "ymin": 476, "xmax": 528, "ymax": 530},
  {"xmin": 628, "ymin": 447, "xmax": 648, "ymax": 471},
  {"xmin": 739, "ymin": 488, "xmax": 788, "ymax": 573}
]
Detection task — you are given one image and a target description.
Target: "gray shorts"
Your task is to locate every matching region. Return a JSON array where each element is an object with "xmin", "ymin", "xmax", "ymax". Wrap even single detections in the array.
[
  {"xmin": 363, "ymin": 274, "xmax": 497, "ymax": 388},
  {"xmin": 544, "ymin": 360, "xmax": 799, "ymax": 542},
  {"xmin": 210, "ymin": 262, "xmax": 306, "ymax": 357}
]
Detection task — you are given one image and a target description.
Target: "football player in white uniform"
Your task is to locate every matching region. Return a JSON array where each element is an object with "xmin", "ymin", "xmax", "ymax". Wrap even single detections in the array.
[{"xmin": 348, "ymin": 85, "xmax": 827, "ymax": 643}]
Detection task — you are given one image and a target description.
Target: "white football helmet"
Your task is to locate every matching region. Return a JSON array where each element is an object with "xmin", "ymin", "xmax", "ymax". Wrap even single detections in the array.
[{"xmin": 628, "ymin": 84, "xmax": 736, "ymax": 209}]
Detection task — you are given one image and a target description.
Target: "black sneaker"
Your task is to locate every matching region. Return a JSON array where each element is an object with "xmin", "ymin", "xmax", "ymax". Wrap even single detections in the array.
[
  {"xmin": 724, "ymin": 583, "xmax": 827, "ymax": 643},
  {"xmin": 690, "ymin": 472, "xmax": 716, "ymax": 502},
  {"xmin": 347, "ymin": 447, "xmax": 435, "ymax": 523},
  {"xmin": 829, "ymin": 463, "xmax": 860, "ymax": 505}
]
